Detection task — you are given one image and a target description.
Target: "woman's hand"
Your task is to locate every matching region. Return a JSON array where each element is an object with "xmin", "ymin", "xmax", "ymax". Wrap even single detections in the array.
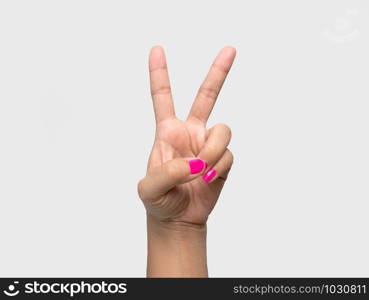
[
  {"xmin": 138, "ymin": 46, "xmax": 236, "ymax": 226},
  {"xmin": 138, "ymin": 46, "xmax": 236, "ymax": 277}
]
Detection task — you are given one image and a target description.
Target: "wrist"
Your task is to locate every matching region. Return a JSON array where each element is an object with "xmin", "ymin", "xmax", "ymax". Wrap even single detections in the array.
[
  {"xmin": 146, "ymin": 214, "xmax": 208, "ymax": 277},
  {"xmin": 147, "ymin": 214, "xmax": 207, "ymax": 241}
]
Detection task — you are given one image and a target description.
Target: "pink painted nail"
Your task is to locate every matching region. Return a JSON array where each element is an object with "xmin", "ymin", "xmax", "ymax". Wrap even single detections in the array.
[
  {"xmin": 203, "ymin": 169, "xmax": 217, "ymax": 182},
  {"xmin": 189, "ymin": 159, "xmax": 206, "ymax": 174}
]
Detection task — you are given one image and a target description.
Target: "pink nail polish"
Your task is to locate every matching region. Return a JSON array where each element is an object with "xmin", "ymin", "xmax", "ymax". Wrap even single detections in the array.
[
  {"xmin": 189, "ymin": 159, "xmax": 206, "ymax": 174},
  {"xmin": 203, "ymin": 169, "xmax": 217, "ymax": 182}
]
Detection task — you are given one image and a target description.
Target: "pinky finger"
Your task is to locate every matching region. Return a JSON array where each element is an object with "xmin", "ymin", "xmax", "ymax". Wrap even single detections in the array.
[{"xmin": 203, "ymin": 149, "xmax": 234, "ymax": 183}]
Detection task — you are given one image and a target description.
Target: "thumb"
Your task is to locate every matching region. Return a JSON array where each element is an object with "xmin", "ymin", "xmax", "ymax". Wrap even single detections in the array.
[{"xmin": 138, "ymin": 158, "xmax": 207, "ymax": 202}]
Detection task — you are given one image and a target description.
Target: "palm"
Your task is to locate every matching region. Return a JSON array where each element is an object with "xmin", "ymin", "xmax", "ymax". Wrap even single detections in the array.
[
  {"xmin": 150, "ymin": 119, "xmax": 222, "ymax": 224},
  {"xmin": 139, "ymin": 46, "xmax": 236, "ymax": 225}
]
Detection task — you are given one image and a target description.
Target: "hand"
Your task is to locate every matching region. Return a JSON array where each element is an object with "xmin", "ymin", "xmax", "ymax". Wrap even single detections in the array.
[{"xmin": 138, "ymin": 46, "xmax": 236, "ymax": 226}]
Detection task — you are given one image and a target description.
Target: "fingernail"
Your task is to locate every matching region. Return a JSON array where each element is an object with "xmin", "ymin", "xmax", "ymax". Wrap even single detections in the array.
[
  {"xmin": 203, "ymin": 169, "xmax": 217, "ymax": 182},
  {"xmin": 189, "ymin": 159, "xmax": 206, "ymax": 174}
]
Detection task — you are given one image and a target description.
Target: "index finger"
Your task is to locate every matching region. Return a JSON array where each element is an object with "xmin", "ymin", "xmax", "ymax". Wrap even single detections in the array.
[
  {"xmin": 187, "ymin": 46, "xmax": 236, "ymax": 124},
  {"xmin": 149, "ymin": 46, "xmax": 176, "ymax": 123}
]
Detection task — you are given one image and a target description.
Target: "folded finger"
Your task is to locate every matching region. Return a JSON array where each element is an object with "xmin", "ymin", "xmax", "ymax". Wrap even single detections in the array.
[
  {"xmin": 203, "ymin": 149, "xmax": 234, "ymax": 183},
  {"xmin": 138, "ymin": 158, "xmax": 207, "ymax": 202},
  {"xmin": 197, "ymin": 123, "xmax": 232, "ymax": 167}
]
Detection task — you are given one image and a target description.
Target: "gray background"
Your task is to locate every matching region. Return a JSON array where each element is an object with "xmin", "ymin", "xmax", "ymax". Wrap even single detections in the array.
[{"xmin": 0, "ymin": 0, "xmax": 368, "ymax": 277}]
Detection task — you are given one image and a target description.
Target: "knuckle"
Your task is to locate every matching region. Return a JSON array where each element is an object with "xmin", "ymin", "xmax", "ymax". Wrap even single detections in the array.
[
  {"xmin": 212, "ymin": 62, "xmax": 229, "ymax": 75},
  {"xmin": 228, "ymin": 150, "xmax": 234, "ymax": 165},
  {"xmin": 214, "ymin": 123, "xmax": 232, "ymax": 140},
  {"xmin": 198, "ymin": 85, "xmax": 219, "ymax": 100},
  {"xmin": 219, "ymin": 123, "xmax": 232, "ymax": 137},
  {"xmin": 137, "ymin": 179, "xmax": 146, "ymax": 200},
  {"xmin": 151, "ymin": 85, "xmax": 171, "ymax": 96}
]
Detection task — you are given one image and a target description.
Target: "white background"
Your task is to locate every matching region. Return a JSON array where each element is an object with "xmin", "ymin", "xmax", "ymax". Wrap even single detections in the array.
[{"xmin": 0, "ymin": 0, "xmax": 368, "ymax": 277}]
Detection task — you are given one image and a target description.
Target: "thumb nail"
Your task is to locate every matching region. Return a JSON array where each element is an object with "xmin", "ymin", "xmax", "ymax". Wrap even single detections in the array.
[{"xmin": 189, "ymin": 159, "xmax": 206, "ymax": 174}]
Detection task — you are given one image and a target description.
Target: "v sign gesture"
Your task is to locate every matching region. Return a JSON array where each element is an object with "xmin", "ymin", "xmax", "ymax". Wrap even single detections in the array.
[{"xmin": 138, "ymin": 46, "xmax": 236, "ymax": 277}]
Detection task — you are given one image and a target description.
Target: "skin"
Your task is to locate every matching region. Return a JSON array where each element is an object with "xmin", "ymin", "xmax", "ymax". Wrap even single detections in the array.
[{"xmin": 138, "ymin": 46, "xmax": 236, "ymax": 277}]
